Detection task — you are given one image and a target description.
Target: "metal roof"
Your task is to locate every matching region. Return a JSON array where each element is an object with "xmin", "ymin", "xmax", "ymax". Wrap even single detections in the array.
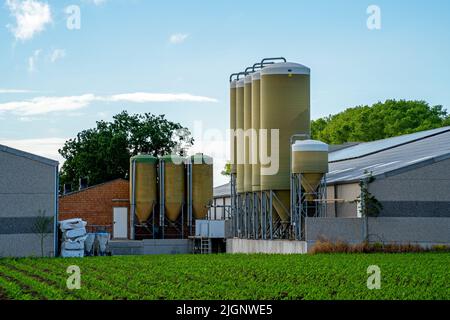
[
  {"xmin": 0, "ymin": 143, "xmax": 59, "ymax": 167},
  {"xmin": 214, "ymin": 126, "xmax": 450, "ymax": 197},
  {"xmin": 214, "ymin": 183, "xmax": 232, "ymax": 198},
  {"xmin": 329, "ymin": 126, "xmax": 450, "ymax": 162},
  {"xmin": 327, "ymin": 127, "xmax": 450, "ymax": 184}
]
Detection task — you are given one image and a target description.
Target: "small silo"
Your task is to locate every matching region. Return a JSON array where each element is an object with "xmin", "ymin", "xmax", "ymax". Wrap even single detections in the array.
[
  {"xmin": 230, "ymin": 79, "xmax": 237, "ymax": 175},
  {"xmin": 292, "ymin": 140, "xmax": 329, "ymax": 198},
  {"xmin": 251, "ymin": 71, "xmax": 261, "ymax": 192},
  {"xmin": 236, "ymin": 78, "xmax": 245, "ymax": 194},
  {"xmin": 244, "ymin": 74, "xmax": 253, "ymax": 193},
  {"xmin": 260, "ymin": 62, "xmax": 311, "ymax": 222},
  {"xmin": 130, "ymin": 155, "xmax": 158, "ymax": 224},
  {"xmin": 190, "ymin": 153, "xmax": 213, "ymax": 219},
  {"xmin": 161, "ymin": 155, "xmax": 185, "ymax": 222}
]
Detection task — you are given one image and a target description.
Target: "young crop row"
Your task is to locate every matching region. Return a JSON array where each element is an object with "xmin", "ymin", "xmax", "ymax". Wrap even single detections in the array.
[{"xmin": 0, "ymin": 253, "xmax": 449, "ymax": 300}]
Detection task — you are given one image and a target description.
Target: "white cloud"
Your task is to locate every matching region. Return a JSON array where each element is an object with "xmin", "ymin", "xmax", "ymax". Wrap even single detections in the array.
[
  {"xmin": 6, "ymin": 0, "xmax": 52, "ymax": 41},
  {"xmin": 0, "ymin": 88, "xmax": 35, "ymax": 93},
  {"xmin": 169, "ymin": 33, "xmax": 189, "ymax": 44},
  {"xmin": 28, "ymin": 49, "xmax": 41, "ymax": 72},
  {"xmin": 109, "ymin": 92, "xmax": 217, "ymax": 103},
  {"xmin": 84, "ymin": 0, "xmax": 107, "ymax": 5},
  {"xmin": 0, "ymin": 137, "xmax": 66, "ymax": 163},
  {"xmin": 0, "ymin": 94, "xmax": 96, "ymax": 115},
  {"xmin": 50, "ymin": 49, "xmax": 66, "ymax": 63},
  {"xmin": 0, "ymin": 92, "xmax": 218, "ymax": 116}
]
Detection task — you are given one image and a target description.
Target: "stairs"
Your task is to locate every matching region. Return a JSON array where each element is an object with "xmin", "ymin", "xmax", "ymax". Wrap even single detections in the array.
[
  {"xmin": 192, "ymin": 237, "xmax": 211, "ymax": 254},
  {"xmin": 200, "ymin": 238, "xmax": 211, "ymax": 254}
]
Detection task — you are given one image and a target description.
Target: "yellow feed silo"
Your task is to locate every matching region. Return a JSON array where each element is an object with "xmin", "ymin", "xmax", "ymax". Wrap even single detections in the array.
[
  {"xmin": 251, "ymin": 71, "xmax": 261, "ymax": 192},
  {"xmin": 130, "ymin": 155, "xmax": 158, "ymax": 224},
  {"xmin": 230, "ymin": 79, "xmax": 237, "ymax": 174},
  {"xmin": 244, "ymin": 74, "xmax": 253, "ymax": 193},
  {"xmin": 292, "ymin": 140, "xmax": 329, "ymax": 198},
  {"xmin": 190, "ymin": 154, "xmax": 213, "ymax": 219},
  {"xmin": 260, "ymin": 62, "xmax": 311, "ymax": 222},
  {"xmin": 236, "ymin": 78, "xmax": 245, "ymax": 194},
  {"xmin": 161, "ymin": 155, "xmax": 185, "ymax": 222}
]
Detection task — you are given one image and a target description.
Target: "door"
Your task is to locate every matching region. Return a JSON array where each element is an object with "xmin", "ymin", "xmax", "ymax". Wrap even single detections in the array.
[{"xmin": 113, "ymin": 207, "xmax": 128, "ymax": 239}]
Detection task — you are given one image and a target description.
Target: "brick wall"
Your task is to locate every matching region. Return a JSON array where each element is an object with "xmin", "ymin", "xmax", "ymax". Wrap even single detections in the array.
[{"xmin": 59, "ymin": 179, "xmax": 130, "ymax": 238}]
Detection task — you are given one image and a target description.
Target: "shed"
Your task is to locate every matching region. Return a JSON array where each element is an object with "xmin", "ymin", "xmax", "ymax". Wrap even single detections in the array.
[{"xmin": 0, "ymin": 144, "xmax": 58, "ymax": 257}]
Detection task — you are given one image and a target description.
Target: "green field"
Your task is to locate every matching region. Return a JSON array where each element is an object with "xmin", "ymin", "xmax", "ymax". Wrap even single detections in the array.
[{"xmin": 0, "ymin": 253, "xmax": 448, "ymax": 300}]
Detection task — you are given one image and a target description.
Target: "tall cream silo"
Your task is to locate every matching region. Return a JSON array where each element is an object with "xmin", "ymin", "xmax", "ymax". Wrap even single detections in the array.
[
  {"xmin": 292, "ymin": 140, "xmax": 329, "ymax": 199},
  {"xmin": 130, "ymin": 155, "xmax": 158, "ymax": 224},
  {"xmin": 243, "ymin": 74, "xmax": 253, "ymax": 194},
  {"xmin": 251, "ymin": 71, "xmax": 261, "ymax": 192},
  {"xmin": 190, "ymin": 153, "xmax": 213, "ymax": 219},
  {"xmin": 161, "ymin": 155, "xmax": 185, "ymax": 222},
  {"xmin": 236, "ymin": 78, "xmax": 245, "ymax": 195},
  {"xmin": 260, "ymin": 62, "xmax": 311, "ymax": 222},
  {"xmin": 229, "ymin": 79, "xmax": 237, "ymax": 175}
]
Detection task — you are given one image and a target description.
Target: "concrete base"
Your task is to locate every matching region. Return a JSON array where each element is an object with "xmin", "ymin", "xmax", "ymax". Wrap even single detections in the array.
[
  {"xmin": 108, "ymin": 239, "xmax": 192, "ymax": 256},
  {"xmin": 226, "ymin": 239, "xmax": 307, "ymax": 254}
]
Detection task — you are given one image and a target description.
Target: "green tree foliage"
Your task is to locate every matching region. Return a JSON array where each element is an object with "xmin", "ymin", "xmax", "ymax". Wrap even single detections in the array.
[
  {"xmin": 32, "ymin": 210, "xmax": 53, "ymax": 258},
  {"xmin": 59, "ymin": 111, "xmax": 194, "ymax": 190},
  {"xmin": 311, "ymin": 100, "xmax": 450, "ymax": 144},
  {"xmin": 221, "ymin": 162, "xmax": 231, "ymax": 176},
  {"xmin": 357, "ymin": 171, "xmax": 383, "ymax": 218}
]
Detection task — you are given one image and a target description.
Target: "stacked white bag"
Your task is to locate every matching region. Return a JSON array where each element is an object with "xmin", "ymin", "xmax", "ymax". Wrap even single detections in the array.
[{"xmin": 60, "ymin": 218, "xmax": 88, "ymax": 258}]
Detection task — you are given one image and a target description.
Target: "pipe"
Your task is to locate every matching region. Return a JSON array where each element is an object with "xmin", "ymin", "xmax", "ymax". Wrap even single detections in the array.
[
  {"xmin": 260, "ymin": 57, "xmax": 287, "ymax": 65},
  {"xmin": 252, "ymin": 61, "xmax": 274, "ymax": 72},
  {"xmin": 229, "ymin": 73, "xmax": 240, "ymax": 82},
  {"xmin": 230, "ymin": 71, "xmax": 247, "ymax": 82},
  {"xmin": 130, "ymin": 159, "xmax": 136, "ymax": 240},
  {"xmin": 54, "ymin": 164, "xmax": 59, "ymax": 257}
]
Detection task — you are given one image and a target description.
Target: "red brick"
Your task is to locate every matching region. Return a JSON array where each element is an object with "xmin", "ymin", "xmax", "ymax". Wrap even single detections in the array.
[{"xmin": 59, "ymin": 179, "xmax": 130, "ymax": 238}]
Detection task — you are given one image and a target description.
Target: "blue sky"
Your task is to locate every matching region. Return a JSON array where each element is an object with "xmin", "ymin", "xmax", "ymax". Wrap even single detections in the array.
[{"xmin": 1, "ymin": 0, "xmax": 450, "ymax": 186}]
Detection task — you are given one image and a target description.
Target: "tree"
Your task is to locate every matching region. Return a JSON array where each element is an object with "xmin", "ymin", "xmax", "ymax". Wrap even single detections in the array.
[
  {"xmin": 33, "ymin": 210, "xmax": 54, "ymax": 258},
  {"xmin": 357, "ymin": 172, "xmax": 383, "ymax": 218},
  {"xmin": 221, "ymin": 162, "xmax": 231, "ymax": 176},
  {"xmin": 312, "ymin": 100, "xmax": 449, "ymax": 144},
  {"xmin": 59, "ymin": 111, "xmax": 194, "ymax": 190},
  {"xmin": 355, "ymin": 172, "xmax": 383, "ymax": 243}
]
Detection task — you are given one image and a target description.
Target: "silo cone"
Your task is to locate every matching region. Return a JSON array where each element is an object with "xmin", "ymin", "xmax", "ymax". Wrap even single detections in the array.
[
  {"xmin": 161, "ymin": 155, "xmax": 185, "ymax": 222},
  {"xmin": 260, "ymin": 62, "xmax": 311, "ymax": 222},
  {"xmin": 236, "ymin": 78, "xmax": 245, "ymax": 194},
  {"xmin": 230, "ymin": 80, "xmax": 237, "ymax": 174},
  {"xmin": 244, "ymin": 74, "xmax": 253, "ymax": 193},
  {"xmin": 292, "ymin": 140, "xmax": 329, "ymax": 200},
  {"xmin": 251, "ymin": 71, "xmax": 261, "ymax": 192},
  {"xmin": 191, "ymin": 154, "xmax": 213, "ymax": 219},
  {"xmin": 130, "ymin": 155, "xmax": 158, "ymax": 223}
]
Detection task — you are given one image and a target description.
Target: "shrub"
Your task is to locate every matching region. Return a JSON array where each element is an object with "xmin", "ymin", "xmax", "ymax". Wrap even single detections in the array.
[{"xmin": 309, "ymin": 239, "xmax": 450, "ymax": 254}]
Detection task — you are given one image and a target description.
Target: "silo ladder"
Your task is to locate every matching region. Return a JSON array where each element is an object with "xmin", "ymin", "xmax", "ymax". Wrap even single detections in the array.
[{"xmin": 200, "ymin": 238, "xmax": 211, "ymax": 254}]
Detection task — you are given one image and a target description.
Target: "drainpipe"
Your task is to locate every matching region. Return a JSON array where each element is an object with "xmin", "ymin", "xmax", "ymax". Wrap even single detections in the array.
[
  {"xmin": 54, "ymin": 165, "xmax": 59, "ymax": 257},
  {"xmin": 130, "ymin": 160, "xmax": 136, "ymax": 240}
]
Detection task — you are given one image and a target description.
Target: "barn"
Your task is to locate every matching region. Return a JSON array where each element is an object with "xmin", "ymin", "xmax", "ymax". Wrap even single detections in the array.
[
  {"xmin": 214, "ymin": 126, "xmax": 450, "ymax": 219},
  {"xmin": 0, "ymin": 144, "xmax": 58, "ymax": 257},
  {"xmin": 59, "ymin": 179, "xmax": 131, "ymax": 239}
]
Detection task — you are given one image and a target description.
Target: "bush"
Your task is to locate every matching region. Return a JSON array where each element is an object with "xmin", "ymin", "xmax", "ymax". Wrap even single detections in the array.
[{"xmin": 309, "ymin": 238, "xmax": 450, "ymax": 254}]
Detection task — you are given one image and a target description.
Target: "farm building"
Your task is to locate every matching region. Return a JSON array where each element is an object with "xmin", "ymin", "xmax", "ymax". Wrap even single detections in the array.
[
  {"xmin": 0, "ymin": 144, "xmax": 59, "ymax": 258},
  {"xmin": 59, "ymin": 179, "xmax": 131, "ymax": 239},
  {"xmin": 214, "ymin": 126, "xmax": 450, "ymax": 219}
]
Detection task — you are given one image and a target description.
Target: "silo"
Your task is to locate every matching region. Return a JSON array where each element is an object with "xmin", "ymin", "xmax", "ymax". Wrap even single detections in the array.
[
  {"xmin": 260, "ymin": 62, "xmax": 311, "ymax": 222},
  {"xmin": 190, "ymin": 153, "xmax": 213, "ymax": 219},
  {"xmin": 130, "ymin": 155, "xmax": 158, "ymax": 224},
  {"xmin": 230, "ymin": 80, "xmax": 237, "ymax": 174},
  {"xmin": 243, "ymin": 74, "xmax": 253, "ymax": 193},
  {"xmin": 292, "ymin": 140, "xmax": 329, "ymax": 198},
  {"xmin": 161, "ymin": 155, "xmax": 185, "ymax": 222},
  {"xmin": 236, "ymin": 78, "xmax": 245, "ymax": 194},
  {"xmin": 251, "ymin": 71, "xmax": 261, "ymax": 192}
]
